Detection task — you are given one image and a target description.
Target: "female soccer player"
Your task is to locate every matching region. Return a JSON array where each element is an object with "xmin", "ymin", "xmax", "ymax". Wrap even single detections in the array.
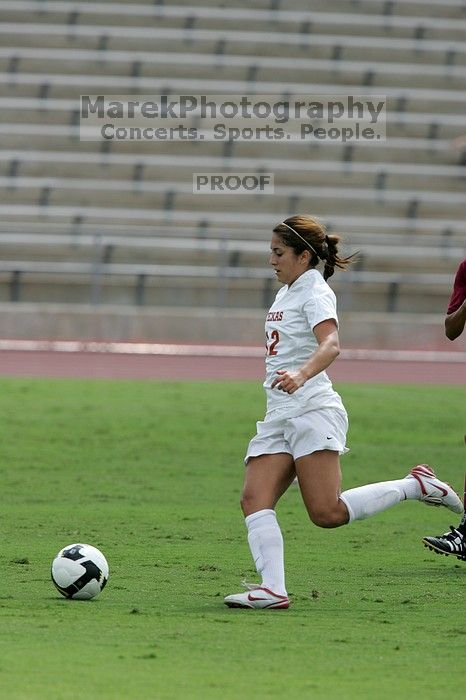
[{"xmin": 224, "ymin": 215, "xmax": 463, "ymax": 610}]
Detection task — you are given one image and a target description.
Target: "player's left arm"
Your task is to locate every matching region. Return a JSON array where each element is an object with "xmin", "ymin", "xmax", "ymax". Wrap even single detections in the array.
[{"xmin": 271, "ymin": 318, "xmax": 340, "ymax": 394}]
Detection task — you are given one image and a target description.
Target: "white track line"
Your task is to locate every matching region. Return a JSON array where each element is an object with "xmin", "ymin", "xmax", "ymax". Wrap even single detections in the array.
[{"xmin": 0, "ymin": 340, "xmax": 464, "ymax": 363}]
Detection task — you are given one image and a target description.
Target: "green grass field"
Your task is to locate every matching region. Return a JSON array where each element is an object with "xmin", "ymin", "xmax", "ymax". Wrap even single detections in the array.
[{"xmin": 0, "ymin": 377, "xmax": 465, "ymax": 700}]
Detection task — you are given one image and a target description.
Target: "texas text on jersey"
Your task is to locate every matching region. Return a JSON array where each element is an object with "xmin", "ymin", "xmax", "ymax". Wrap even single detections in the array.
[{"xmin": 263, "ymin": 269, "xmax": 343, "ymax": 419}]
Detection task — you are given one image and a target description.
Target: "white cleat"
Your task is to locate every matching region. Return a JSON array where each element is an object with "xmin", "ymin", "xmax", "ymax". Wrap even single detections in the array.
[
  {"xmin": 409, "ymin": 464, "xmax": 463, "ymax": 514},
  {"xmin": 224, "ymin": 583, "xmax": 289, "ymax": 610}
]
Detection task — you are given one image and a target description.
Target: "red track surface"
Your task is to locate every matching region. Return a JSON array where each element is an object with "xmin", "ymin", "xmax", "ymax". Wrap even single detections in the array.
[{"xmin": 0, "ymin": 348, "xmax": 464, "ymax": 384}]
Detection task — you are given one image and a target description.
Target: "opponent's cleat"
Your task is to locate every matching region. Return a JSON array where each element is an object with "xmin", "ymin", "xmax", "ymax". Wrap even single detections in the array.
[
  {"xmin": 224, "ymin": 584, "xmax": 289, "ymax": 609},
  {"xmin": 422, "ymin": 527, "xmax": 466, "ymax": 561},
  {"xmin": 408, "ymin": 464, "xmax": 464, "ymax": 514}
]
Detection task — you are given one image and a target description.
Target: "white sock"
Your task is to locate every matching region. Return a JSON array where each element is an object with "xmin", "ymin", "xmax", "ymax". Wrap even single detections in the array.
[
  {"xmin": 245, "ymin": 509, "xmax": 287, "ymax": 596},
  {"xmin": 340, "ymin": 476, "xmax": 421, "ymax": 523}
]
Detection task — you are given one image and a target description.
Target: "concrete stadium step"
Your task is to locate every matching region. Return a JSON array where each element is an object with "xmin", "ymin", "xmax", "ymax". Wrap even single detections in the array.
[
  {"xmin": 1, "ymin": 152, "xmax": 463, "ymax": 193},
  {"xmin": 0, "ymin": 205, "xmax": 463, "ymax": 241},
  {"xmin": 1, "ymin": 22, "xmax": 465, "ymax": 66},
  {"xmin": 0, "ymin": 37, "xmax": 461, "ymax": 71},
  {"xmin": 0, "ymin": 237, "xmax": 244, "ymax": 267},
  {"xmin": 2, "ymin": 182, "xmax": 464, "ymax": 221},
  {"xmin": 0, "ymin": 128, "xmax": 459, "ymax": 166},
  {"xmin": 2, "ymin": 4, "xmax": 466, "ymax": 42},
  {"xmin": 0, "ymin": 160, "xmax": 136, "ymax": 182},
  {"xmin": 331, "ymin": 276, "xmax": 454, "ymax": 314},
  {"xmin": 3, "ymin": 49, "xmax": 465, "ymax": 92},
  {"xmin": 228, "ymin": 139, "xmax": 460, "ymax": 166},
  {"xmin": 0, "ymin": 275, "xmax": 273, "ymax": 310},
  {"xmin": 106, "ymin": 35, "xmax": 466, "ymax": 65},
  {"xmin": 0, "ymin": 257, "xmax": 455, "ymax": 313},
  {"xmin": 2, "ymin": 100, "xmax": 463, "ymax": 142},
  {"xmin": 76, "ymin": 0, "xmax": 466, "ymax": 21},
  {"xmin": 2, "ymin": 223, "xmax": 464, "ymax": 263},
  {"xmin": 0, "ymin": 233, "xmax": 460, "ymax": 277},
  {"xmin": 353, "ymin": 253, "xmax": 460, "ymax": 275},
  {"xmin": 1, "ymin": 73, "xmax": 464, "ymax": 116},
  {"xmin": 0, "ymin": 264, "xmax": 460, "ymax": 307},
  {"xmin": 2, "ymin": 175, "xmax": 465, "ymax": 211},
  {"xmin": 207, "ymin": 1, "xmax": 465, "ymax": 19},
  {"xmin": 0, "ymin": 263, "xmax": 276, "ymax": 308},
  {"xmin": 4, "ymin": 61, "xmax": 465, "ymax": 94}
]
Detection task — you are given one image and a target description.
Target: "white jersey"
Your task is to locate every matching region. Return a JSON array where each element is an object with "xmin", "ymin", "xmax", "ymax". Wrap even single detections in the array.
[{"xmin": 264, "ymin": 268, "xmax": 343, "ymax": 419}]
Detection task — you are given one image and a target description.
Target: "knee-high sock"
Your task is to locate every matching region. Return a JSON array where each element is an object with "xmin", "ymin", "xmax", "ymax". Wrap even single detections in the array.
[
  {"xmin": 340, "ymin": 476, "xmax": 420, "ymax": 523},
  {"xmin": 245, "ymin": 509, "xmax": 287, "ymax": 596}
]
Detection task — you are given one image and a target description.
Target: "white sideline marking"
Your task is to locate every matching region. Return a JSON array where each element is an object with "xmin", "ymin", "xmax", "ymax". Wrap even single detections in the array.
[{"xmin": 0, "ymin": 340, "xmax": 464, "ymax": 363}]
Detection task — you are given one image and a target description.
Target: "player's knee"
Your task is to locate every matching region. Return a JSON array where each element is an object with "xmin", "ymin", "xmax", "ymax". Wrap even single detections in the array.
[
  {"xmin": 240, "ymin": 489, "xmax": 271, "ymax": 516},
  {"xmin": 308, "ymin": 506, "xmax": 345, "ymax": 529},
  {"xmin": 240, "ymin": 490, "xmax": 255, "ymax": 516}
]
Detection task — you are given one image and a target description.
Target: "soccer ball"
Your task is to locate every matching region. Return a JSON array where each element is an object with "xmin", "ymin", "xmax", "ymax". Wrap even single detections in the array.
[{"xmin": 51, "ymin": 543, "xmax": 109, "ymax": 600}]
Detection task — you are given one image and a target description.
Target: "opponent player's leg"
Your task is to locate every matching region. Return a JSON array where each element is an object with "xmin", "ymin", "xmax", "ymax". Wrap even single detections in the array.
[
  {"xmin": 422, "ymin": 521, "xmax": 466, "ymax": 561},
  {"xmin": 225, "ymin": 453, "xmax": 294, "ymax": 609},
  {"xmin": 423, "ymin": 478, "xmax": 466, "ymax": 561}
]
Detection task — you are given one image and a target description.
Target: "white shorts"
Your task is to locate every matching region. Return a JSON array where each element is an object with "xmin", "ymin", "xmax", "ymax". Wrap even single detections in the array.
[{"xmin": 244, "ymin": 406, "xmax": 348, "ymax": 464}]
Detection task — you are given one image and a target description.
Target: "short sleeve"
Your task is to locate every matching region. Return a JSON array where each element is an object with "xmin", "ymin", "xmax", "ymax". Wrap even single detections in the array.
[
  {"xmin": 447, "ymin": 260, "xmax": 466, "ymax": 314},
  {"xmin": 303, "ymin": 288, "xmax": 338, "ymax": 331}
]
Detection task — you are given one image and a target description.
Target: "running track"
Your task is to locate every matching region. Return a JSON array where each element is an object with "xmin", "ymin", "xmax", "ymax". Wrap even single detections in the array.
[{"xmin": 0, "ymin": 340, "xmax": 464, "ymax": 384}]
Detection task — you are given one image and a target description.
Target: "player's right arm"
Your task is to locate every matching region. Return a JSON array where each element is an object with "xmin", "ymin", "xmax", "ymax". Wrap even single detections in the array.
[
  {"xmin": 271, "ymin": 319, "xmax": 340, "ymax": 394},
  {"xmin": 445, "ymin": 261, "xmax": 466, "ymax": 341},
  {"xmin": 445, "ymin": 299, "xmax": 466, "ymax": 341}
]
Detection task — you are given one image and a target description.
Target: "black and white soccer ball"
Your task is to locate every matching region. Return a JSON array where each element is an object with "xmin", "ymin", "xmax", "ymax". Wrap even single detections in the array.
[{"xmin": 51, "ymin": 543, "xmax": 109, "ymax": 600}]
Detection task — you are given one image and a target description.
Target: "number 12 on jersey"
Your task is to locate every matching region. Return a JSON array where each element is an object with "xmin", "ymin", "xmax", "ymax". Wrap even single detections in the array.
[{"xmin": 266, "ymin": 330, "xmax": 280, "ymax": 356}]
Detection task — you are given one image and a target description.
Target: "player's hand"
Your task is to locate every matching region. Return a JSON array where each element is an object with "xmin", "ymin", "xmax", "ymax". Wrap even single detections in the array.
[{"xmin": 271, "ymin": 369, "xmax": 306, "ymax": 394}]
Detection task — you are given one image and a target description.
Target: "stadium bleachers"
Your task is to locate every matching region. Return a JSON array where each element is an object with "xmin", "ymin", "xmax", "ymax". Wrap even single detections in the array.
[{"xmin": 0, "ymin": 0, "xmax": 465, "ymax": 344}]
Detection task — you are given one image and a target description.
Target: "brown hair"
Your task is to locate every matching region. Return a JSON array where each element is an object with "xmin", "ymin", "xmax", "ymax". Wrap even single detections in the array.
[{"xmin": 273, "ymin": 214, "xmax": 355, "ymax": 280}]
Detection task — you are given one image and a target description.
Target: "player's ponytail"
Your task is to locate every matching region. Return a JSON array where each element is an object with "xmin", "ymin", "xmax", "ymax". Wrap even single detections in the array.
[
  {"xmin": 274, "ymin": 215, "xmax": 356, "ymax": 281},
  {"xmin": 322, "ymin": 234, "xmax": 343, "ymax": 280}
]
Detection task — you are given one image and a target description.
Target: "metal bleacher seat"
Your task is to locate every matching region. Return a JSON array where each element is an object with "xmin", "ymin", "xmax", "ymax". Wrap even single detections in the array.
[
  {"xmin": 1, "ymin": 46, "xmax": 466, "ymax": 90},
  {"xmin": 60, "ymin": 0, "xmax": 466, "ymax": 20},
  {"xmin": 1, "ymin": 175, "xmax": 464, "ymax": 224},
  {"xmin": 0, "ymin": 111, "xmax": 462, "ymax": 167},
  {"xmin": 2, "ymin": 230, "xmax": 463, "ymax": 273},
  {"xmin": 1, "ymin": 7, "xmax": 465, "ymax": 59},
  {"xmin": 0, "ymin": 231, "xmax": 459, "ymax": 312},
  {"xmin": 2, "ymin": 69, "xmax": 465, "ymax": 117},
  {"xmin": 0, "ymin": 149, "xmax": 464, "ymax": 191}
]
